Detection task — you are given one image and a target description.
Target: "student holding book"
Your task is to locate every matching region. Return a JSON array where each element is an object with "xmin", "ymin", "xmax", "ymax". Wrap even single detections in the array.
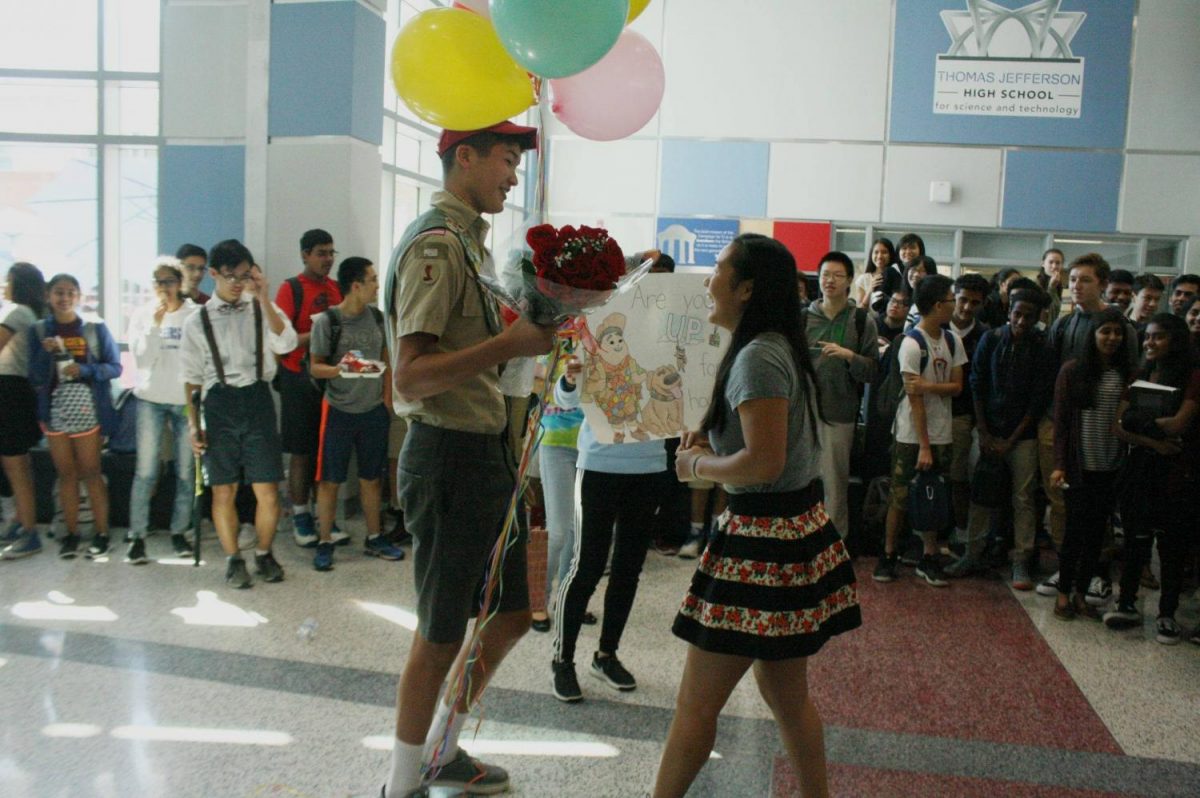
[{"xmin": 1104, "ymin": 313, "xmax": 1200, "ymax": 644}]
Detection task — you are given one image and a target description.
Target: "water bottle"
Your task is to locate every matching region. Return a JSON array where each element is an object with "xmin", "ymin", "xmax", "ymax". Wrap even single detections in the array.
[{"xmin": 296, "ymin": 617, "xmax": 318, "ymax": 642}]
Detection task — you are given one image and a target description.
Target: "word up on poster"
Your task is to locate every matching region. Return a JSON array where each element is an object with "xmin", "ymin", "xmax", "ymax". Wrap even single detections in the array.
[{"xmin": 577, "ymin": 274, "xmax": 729, "ymax": 444}]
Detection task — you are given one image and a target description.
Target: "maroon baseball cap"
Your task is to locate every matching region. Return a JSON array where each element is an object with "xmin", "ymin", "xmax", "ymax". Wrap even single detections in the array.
[{"xmin": 436, "ymin": 121, "xmax": 539, "ymax": 157}]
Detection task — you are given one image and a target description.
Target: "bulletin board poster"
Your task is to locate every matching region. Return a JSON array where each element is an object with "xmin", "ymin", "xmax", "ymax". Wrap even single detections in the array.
[
  {"xmin": 655, "ymin": 217, "xmax": 739, "ymax": 267},
  {"xmin": 577, "ymin": 274, "xmax": 729, "ymax": 444},
  {"xmin": 889, "ymin": 0, "xmax": 1135, "ymax": 148}
]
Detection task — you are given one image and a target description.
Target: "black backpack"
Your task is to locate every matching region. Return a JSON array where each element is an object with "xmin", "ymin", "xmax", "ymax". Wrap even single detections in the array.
[
  {"xmin": 873, "ymin": 327, "xmax": 957, "ymax": 423},
  {"xmin": 302, "ymin": 305, "xmax": 386, "ymax": 394}
]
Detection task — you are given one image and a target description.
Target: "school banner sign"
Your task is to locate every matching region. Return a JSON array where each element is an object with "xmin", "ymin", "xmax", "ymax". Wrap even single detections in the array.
[
  {"xmin": 933, "ymin": 0, "xmax": 1085, "ymax": 118},
  {"xmin": 577, "ymin": 274, "xmax": 728, "ymax": 444}
]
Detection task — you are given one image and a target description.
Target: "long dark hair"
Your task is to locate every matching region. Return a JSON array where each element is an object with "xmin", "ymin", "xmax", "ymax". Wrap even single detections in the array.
[
  {"xmin": 1070, "ymin": 306, "xmax": 1136, "ymax": 407},
  {"xmin": 7, "ymin": 262, "xmax": 46, "ymax": 317},
  {"xmin": 865, "ymin": 237, "xmax": 896, "ymax": 275},
  {"xmin": 1141, "ymin": 312, "xmax": 1193, "ymax": 390},
  {"xmin": 701, "ymin": 234, "xmax": 822, "ymax": 437}
]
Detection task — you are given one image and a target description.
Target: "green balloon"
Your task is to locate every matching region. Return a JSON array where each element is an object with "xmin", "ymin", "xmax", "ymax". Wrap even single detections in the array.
[{"xmin": 491, "ymin": 0, "xmax": 629, "ymax": 79}]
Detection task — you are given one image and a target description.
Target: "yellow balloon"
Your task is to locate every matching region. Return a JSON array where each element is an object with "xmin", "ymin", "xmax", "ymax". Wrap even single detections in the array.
[
  {"xmin": 392, "ymin": 8, "xmax": 535, "ymax": 130},
  {"xmin": 627, "ymin": 0, "xmax": 651, "ymax": 24}
]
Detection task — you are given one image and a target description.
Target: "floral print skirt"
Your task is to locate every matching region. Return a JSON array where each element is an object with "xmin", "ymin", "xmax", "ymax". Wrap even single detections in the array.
[{"xmin": 672, "ymin": 482, "xmax": 861, "ymax": 660}]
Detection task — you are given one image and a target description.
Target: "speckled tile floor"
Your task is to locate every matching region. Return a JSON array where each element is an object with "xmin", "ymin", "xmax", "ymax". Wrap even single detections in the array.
[{"xmin": 2, "ymin": 522, "xmax": 1199, "ymax": 797}]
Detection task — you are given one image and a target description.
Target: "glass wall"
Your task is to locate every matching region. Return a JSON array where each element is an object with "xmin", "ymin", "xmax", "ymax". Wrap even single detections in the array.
[{"xmin": 0, "ymin": 0, "xmax": 161, "ymax": 337}]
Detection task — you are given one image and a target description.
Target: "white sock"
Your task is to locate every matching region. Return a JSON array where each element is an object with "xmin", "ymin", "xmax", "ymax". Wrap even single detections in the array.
[
  {"xmin": 0, "ymin": 494, "xmax": 15, "ymax": 521},
  {"xmin": 689, "ymin": 521, "xmax": 703, "ymax": 538},
  {"xmin": 292, "ymin": 504, "xmax": 308, "ymax": 517},
  {"xmin": 423, "ymin": 701, "xmax": 466, "ymax": 767},
  {"xmin": 384, "ymin": 739, "xmax": 425, "ymax": 798},
  {"xmin": 255, "ymin": 549, "xmax": 269, "ymax": 557}
]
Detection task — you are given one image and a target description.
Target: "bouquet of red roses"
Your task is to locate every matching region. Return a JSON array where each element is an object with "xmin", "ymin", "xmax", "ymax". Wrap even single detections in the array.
[{"xmin": 478, "ymin": 221, "xmax": 652, "ymax": 326}]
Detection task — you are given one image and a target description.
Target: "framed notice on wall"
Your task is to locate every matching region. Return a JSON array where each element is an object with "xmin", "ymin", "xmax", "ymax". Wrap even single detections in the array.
[{"xmin": 889, "ymin": 0, "xmax": 1135, "ymax": 148}]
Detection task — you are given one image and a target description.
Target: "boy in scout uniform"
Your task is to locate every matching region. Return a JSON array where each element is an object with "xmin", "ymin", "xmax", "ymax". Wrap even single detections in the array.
[{"xmin": 380, "ymin": 121, "xmax": 554, "ymax": 798}]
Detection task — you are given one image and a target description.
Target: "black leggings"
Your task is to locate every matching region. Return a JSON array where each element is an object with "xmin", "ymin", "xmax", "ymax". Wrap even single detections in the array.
[
  {"xmin": 1059, "ymin": 470, "xmax": 1118, "ymax": 597},
  {"xmin": 1119, "ymin": 476, "xmax": 1190, "ymax": 618},
  {"xmin": 552, "ymin": 468, "xmax": 664, "ymax": 665}
]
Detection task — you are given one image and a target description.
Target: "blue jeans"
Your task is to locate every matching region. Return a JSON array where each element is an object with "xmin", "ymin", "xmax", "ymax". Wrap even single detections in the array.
[
  {"xmin": 129, "ymin": 399, "xmax": 194, "ymax": 537},
  {"xmin": 539, "ymin": 444, "xmax": 578, "ymax": 604}
]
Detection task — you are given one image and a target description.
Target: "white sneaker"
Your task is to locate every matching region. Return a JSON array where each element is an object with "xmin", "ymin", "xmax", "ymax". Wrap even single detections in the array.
[
  {"xmin": 237, "ymin": 523, "xmax": 256, "ymax": 551},
  {"xmin": 677, "ymin": 538, "xmax": 702, "ymax": 559},
  {"xmin": 1035, "ymin": 571, "xmax": 1060, "ymax": 596},
  {"xmin": 1085, "ymin": 576, "xmax": 1113, "ymax": 607}
]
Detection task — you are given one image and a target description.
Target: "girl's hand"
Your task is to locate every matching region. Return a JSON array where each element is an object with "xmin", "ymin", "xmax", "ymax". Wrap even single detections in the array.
[
  {"xmin": 1049, "ymin": 469, "xmax": 1067, "ymax": 488},
  {"xmin": 679, "ymin": 430, "xmax": 711, "ymax": 450},
  {"xmin": 62, "ymin": 363, "xmax": 81, "ymax": 379},
  {"xmin": 674, "ymin": 446, "xmax": 704, "ymax": 482},
  {"xmin": 872, "ymin": 273, "xmax": 884, "ymax": 290},
  {"xmin": 42, "ymin": 337, "xmax": 60, "ymax": 353}
]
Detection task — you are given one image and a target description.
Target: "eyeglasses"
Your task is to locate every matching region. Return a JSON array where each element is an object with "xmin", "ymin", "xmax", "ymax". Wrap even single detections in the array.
[
  {"xmin": 217, "ymin": 272, "xmax": 254, "ymax": 284},
  {"xmin": 888, "ymin": 297, "xmax": 911, "ymax": 306},
  {"xmin": 154, "ymin": 278, "xmax": 180, "ymax": 287}
]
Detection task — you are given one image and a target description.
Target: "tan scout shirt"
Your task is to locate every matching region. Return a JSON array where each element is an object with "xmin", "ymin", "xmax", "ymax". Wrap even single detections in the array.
[{"xmin": 391, "ymin": 191, "xmax": 506, "ymax": 434}]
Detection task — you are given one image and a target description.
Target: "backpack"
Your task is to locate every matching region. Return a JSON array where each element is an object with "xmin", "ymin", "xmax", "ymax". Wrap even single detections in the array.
[
  {"xmin": 301, "ymin": 305, "xmax": 386, "ymax": 394},
  {"xmin": 873, "ymin": 327, "xmax": 957, "ymax": 424}
]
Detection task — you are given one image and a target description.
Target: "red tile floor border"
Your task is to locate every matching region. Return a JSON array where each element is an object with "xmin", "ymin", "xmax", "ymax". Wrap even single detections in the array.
[
  {"xmin": 772, "ymin": 761, "xmax": 1135, "ymax": 798},
  {"xmin": 804, "ymin": 560, "xmax": 1121, "ymax": 753}
]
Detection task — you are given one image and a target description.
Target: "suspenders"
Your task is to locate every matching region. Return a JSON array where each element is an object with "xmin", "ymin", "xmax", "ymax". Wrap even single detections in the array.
[{"xmin": 199, "ymin": 300, "xmax": 264, "ymax": 385}]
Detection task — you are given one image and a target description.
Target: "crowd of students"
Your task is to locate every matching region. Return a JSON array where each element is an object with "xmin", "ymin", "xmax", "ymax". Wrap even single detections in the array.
[
  {"xmin": 0, "ymin": 233, "xmax": 410, "ymax": 583},
  {"xmin": 813, "ymin": 235, "xmax": 1199, "ymax": 647}
]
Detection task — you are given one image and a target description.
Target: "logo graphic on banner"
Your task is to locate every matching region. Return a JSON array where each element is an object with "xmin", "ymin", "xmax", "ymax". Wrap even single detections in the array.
[
  {"xmin": 934, "ymin": 0, "xmax": 1085, "ymax": 119},
  {"xmin": 655, "ymin": 217, "xmax": 739, "ymax": 266}
]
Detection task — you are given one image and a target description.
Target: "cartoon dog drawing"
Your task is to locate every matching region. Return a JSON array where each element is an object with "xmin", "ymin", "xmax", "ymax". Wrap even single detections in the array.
[
  {"xmin": 582, "ymin": 312, "xmax": 650, "ymax": 443},
  {"xmin": 641, "ymin": 364, "xmax": 685, "ymax": 437}
]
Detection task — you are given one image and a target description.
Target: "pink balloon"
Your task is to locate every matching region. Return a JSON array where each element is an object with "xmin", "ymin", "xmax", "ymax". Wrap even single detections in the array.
[{"xmin": 549, "ymin": 30, "xmax": 664, "ymax": 141}]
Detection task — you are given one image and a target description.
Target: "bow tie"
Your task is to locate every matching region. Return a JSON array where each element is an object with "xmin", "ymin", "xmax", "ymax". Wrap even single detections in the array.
[{"xmin": 217, "ymin": 302, "xmax": 247, "ymax": 314}]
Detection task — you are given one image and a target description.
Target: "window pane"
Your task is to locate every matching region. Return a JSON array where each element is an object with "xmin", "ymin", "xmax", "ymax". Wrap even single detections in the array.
[
  {"xmin": 0, "ymin": 0, "xmax": 98, "ymax": 70},
  {"xmin": 961, "ymin": 231, "xmax": 1045, "ymax": 261},
  {"xmin": 393, "ymin": 177, "xmax": 419, "ymax": 246},
  {"xmin": 0, "ymin": 78, "xmax": 98, "ymax": 135},
  {"xmin": 1053, "ymin": 237, "xmax": 1139, "ymax": 270},
  {"xmin": 1145, "ymin": 239, "xmax": 1181, "ymax": 272},
  {"xmin": 104, "ymin": 80, "xmax": 159, "ymax": 136},
  {"xmin": 111, "ymin": 146, "xmax": 158, "ymax": 340},
  {"xmin": 105, "ymin": 0, "xmax": 161, "ymax": 72},
  {"xmin": 0, "ymin": 144, "xmax": 100, "ymax": 313},
  {"xmin": 395, "ymin": 129, "xmax": 420, "ymax": 172}
]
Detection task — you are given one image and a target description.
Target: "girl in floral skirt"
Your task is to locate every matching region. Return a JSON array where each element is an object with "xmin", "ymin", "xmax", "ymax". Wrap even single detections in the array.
[{"xmin": 654, "ymin": 234, "xmax": 861, "ymax": 798}]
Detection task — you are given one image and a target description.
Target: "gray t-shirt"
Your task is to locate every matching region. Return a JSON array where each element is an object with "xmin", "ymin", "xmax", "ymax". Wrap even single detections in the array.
[
  {"xmin": 0, "ymin": 304, "xmax": 36, "ymax": 377},
  {"xmin": 309, "ymin": 306, "xmax": 386, "ymax": 413},
  {"xmin": 707, "ymin": 332, "xmax": 821, "ymax": 494}
]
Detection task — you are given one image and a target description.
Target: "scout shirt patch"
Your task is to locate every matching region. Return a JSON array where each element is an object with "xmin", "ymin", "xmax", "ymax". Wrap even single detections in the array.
[{"xmin": 415, "ymin": 236, "xmax": 450, "ymax": 286}]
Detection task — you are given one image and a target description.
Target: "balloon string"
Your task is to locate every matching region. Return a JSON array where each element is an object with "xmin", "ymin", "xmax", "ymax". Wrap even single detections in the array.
[{"xmin": 426, "ymin": 335, "xmax": 567, "ymax": 779}]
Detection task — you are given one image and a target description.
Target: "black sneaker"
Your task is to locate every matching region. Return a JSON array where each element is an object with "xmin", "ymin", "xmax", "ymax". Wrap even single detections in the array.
[
  {"xmin": 85, "ymin": 534, "xmax": 110, "ymax": 559},
  {"xmin": 916, "ymin": 556, "xmax": 949, "ymax": 587},
  {"xmin": 590, "ymin": 652, "xmax": 636, "ymax": 691},
  {"xmin": 1103, "ymin": 600, "xmax": 1140, "ymax": 630},
  {"xmin": 551, "ymin": 659, "xmax": 583, "ymax": 703},
  {"xmin": 225, "ymin": 556, "xmax": 253, "ymax": 589},
  {"xmin": 899, "ymin": 537, "xmax": 923, "ymax": 567},
  {"xmin": 1155, "ymin": 616, "xmax": 1182, "ymax": 646},
  {"xmin": 255, "ymin": 550, "xmax": 285, "ymax": 583},
  {"xmin": 58, "ymin": 533, "xmax": 81, "ymax": 559},
  {"xmin": 171, "ymin": 533, "xmax": 194, "ymax": 557},
  {"xmin": 125, "ymin": 538, "xmax": 149, "ymax": 565},
  {"xmin": 872, "ymin": 554, "xmax": 899, "ymax": 583}
]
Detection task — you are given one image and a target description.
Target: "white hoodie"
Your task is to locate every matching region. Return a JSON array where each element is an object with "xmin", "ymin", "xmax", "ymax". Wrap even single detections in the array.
[{"xmin": 127, "ymin": 298, "xmax": 198, "ymax": 404}]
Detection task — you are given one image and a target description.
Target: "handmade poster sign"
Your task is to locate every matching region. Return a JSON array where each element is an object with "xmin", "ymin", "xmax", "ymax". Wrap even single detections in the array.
[{"xmin": 577, "ymin": 273, "xmax": 729, "ymax": 444}]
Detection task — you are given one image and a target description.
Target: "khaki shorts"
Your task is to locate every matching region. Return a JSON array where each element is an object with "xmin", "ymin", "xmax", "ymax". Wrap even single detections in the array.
[{"xmin": 949, "ymin": 414, "xmax": 974, "ymax": 483}]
